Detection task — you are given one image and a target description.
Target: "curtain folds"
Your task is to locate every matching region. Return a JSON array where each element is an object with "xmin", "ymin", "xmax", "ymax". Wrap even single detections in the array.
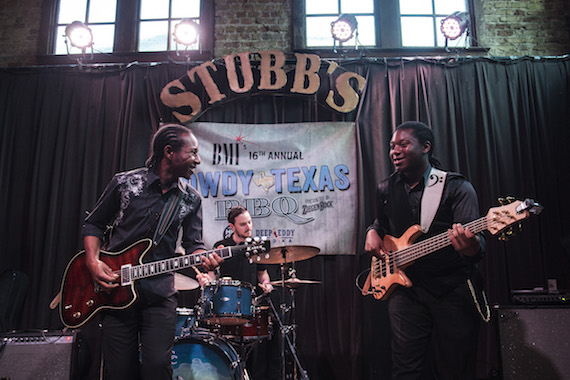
[{"xmin": 1, "ymin": 56, "xmax": 569, "ymax": 379}]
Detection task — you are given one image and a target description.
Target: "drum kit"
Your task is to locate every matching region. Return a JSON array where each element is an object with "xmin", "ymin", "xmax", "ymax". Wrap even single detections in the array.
[{"xmin": 171, "ymin": 244, "xmax": 321, "ymax": 380}]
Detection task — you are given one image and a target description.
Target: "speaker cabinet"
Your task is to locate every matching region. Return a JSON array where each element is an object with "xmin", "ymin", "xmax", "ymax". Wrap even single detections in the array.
[
  {"xmin": 0, "ymin": 331, "xmax": 77, "ymax": 380},
  {"xmin": 496, "ymin": 306, "xmax": 570, "ymax": 380}
]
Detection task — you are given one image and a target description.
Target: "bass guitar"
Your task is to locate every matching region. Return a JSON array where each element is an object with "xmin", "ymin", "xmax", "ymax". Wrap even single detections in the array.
[
  {"xmin": 363, "ymin": 198, "xmax": 543, "ymax": 300},
  {"xmin": 59, "ymin": 237, "xmax": 270, "ymax": 328}
]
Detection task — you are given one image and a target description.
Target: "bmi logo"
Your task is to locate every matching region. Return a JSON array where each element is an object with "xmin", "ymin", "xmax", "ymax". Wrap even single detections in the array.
[{"xmin": 212, "ymin": 143, "xmax": 239, "ymax": 165}]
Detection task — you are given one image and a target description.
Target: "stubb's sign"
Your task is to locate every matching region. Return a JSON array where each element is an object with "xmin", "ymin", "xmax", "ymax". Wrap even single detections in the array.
[{"xmin": 160, "ymin": 50, "xmax": 366, "ymax": 123}]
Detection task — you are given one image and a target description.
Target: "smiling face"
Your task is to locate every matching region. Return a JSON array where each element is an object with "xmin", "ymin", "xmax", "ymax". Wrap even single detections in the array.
[
  {"xmin": 168, "ymin": 133, "xmax": 201, "ymax": 179},
  {"xmin": 389, "ymin": 128, "xmax": 430, "ymax": 177}
]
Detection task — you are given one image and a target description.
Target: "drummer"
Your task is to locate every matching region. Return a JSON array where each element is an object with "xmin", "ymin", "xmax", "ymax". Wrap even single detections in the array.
[
  {"xmin": 196, "ymin": 206, "xmax": 273, "ymax": 294},
  {"xmin": 197, "ymin": 206, "xmax": 280, "ymax": 380}
]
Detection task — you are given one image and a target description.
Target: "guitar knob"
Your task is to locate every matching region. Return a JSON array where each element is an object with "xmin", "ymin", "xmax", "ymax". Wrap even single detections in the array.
[
  {"xmin": 86, "ymin": 299, "xmax": 94, "ymax": 307},
  {"xmin": 73, "ymin": 311, "xmax": 82, "ymax": 319}
]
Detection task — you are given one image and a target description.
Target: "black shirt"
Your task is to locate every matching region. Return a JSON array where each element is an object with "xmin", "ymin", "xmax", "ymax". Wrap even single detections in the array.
[
  {"xmin": 83, "ymin": 167, "xmax": 206, "ymax": 304},
  {"xmin": 368, "ymin": 169, "xmax": 485, "ymax": 297},
  {"xmin": 213, "ymin": 235, "xmax": 267, "ymax": 287}
]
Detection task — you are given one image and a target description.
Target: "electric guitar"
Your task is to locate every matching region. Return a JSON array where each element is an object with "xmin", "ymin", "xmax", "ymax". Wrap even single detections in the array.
[
  {"xmin": 59, "ymin": 237, "xmax": 270, "ymax": 328},
  {"xmin": 363, "ymin": 198, "xmax": 543, "ymax": 300}
]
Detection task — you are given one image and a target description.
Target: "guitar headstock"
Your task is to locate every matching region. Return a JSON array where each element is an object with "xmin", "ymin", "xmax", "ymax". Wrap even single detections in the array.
[
  {"xmin": 486, "ymin": 198, "xmax": 543, "ymax": 238},
  {"xmin": 243, "ymin": 236, "xmax": 271, "ymax": 261}
]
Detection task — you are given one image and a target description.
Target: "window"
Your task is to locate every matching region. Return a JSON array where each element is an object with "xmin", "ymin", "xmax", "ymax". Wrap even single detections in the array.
[
  {"xmin": 44, "ymin": 0, "xmax": 212, "ymax": 58},
  {"xmin": 139, "ymin": 0, "xmax": 200, "ymax": 52},
  {"xmin": 400, "ymin": 0, "xmax": 468, "ymax": 48},
  {"xmin": 305, "ymin": 0, "xmax": 376, "ymax": 48},
  {"xmin": 296, "ymin": 0, "xmax": 472, "ymax": 50},
  {"xmin": 54, "ymin": 0, "xmax": 116, "ymax": 54}
]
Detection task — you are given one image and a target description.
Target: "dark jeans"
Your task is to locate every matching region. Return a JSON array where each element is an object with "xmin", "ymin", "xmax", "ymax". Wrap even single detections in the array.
[
  {"xmin": 101, "ymin": 294, "xmax": 177, "ymax": 380},
  {"xmin": 388, "ymin": 282, "xmax": 481, "ymax": 380}
]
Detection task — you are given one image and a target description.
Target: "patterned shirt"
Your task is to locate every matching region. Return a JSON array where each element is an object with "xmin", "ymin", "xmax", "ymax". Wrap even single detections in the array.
[{"xmin": 83, "ymin": 167, "xmax": 205, "ymax": 303}]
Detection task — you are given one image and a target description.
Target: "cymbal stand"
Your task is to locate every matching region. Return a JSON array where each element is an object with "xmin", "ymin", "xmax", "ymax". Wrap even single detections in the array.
[
  {"xmin": 269, "ymin": 295, "xmax": 309, "ymax": 380},
  {"xmin": 275, "ymin": 247, "xmax": 309, "ymax": 380}
]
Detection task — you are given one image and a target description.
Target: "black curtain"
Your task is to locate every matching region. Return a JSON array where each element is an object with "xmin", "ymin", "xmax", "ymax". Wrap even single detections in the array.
[{"xmin": 1, "ymin": 56, "xmax": 569, "ymax": 379}]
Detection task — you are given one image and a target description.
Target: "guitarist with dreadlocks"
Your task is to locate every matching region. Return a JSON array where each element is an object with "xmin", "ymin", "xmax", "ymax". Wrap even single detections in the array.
[
  {"xmin": 364, "ymin": 121, "xmax": 486, "ymax": 380},
  {"xmin": 83, "ymin": 124, "xmax": 223, "ymax": 379}
]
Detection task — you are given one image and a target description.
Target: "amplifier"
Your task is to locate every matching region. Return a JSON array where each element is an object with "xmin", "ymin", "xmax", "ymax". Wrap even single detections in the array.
[
  {"xmin": 496, "ymin": 306, "xmax": 570, "ymax": 380},
  {"xmin": 511, "ymin": 293, "xmax": 568, "ymax": 305},
  {"xmin": 0, "ymin": 331, "xmax": 77, "ymax": 380}
]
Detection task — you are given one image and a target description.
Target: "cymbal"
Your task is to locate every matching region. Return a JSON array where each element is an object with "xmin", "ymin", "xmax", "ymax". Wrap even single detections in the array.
[
  {"xmin": 268, "ymin": 277, "xmax": 322, "ymax": 289},
  {"xmin": 257, "ymin": 245, "xmax": 320, "ymax": 264},
  {"xmin": 174, "ymin": 273, "xmax": 199, "ymax": 291}
]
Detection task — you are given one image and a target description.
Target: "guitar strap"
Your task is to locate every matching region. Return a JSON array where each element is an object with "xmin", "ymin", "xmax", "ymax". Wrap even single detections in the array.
[
  {"xmin": 420, "ymin": 167, "xmax": 447, "ymax": 233},
  {"xmin": 152, "ymin": 178, "xmax": 189, "ymax": 246}
]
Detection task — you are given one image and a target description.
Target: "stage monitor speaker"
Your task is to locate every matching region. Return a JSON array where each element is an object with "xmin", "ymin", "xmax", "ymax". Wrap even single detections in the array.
[
  {"xmin": 0, "ymin": 331, "xmax": 77, "ymax": 380},
  {"xmin": 496, "ymin": 306, "xmax": 570, "ymax": 380}
]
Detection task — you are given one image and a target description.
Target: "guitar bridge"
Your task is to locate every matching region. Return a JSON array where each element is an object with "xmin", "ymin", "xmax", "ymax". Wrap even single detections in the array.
[{"xmin": 120, "ymin": 264, "xmax": 132, "ymax": 286}]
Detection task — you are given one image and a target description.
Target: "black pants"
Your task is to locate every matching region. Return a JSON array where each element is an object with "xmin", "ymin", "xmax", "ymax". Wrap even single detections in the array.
[
  {"xmin": 388, "ymin": 282, "xmax": 481, "ymax": 380},
  {"xmin": 101, "ymin": 295, "xmax": 177, "ymax": 380}
]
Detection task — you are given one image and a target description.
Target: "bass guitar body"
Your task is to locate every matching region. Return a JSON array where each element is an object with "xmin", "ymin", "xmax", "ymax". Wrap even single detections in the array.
[{"xmin": 368, "ymin": 226, "xmax": 421, "ymax": 300}]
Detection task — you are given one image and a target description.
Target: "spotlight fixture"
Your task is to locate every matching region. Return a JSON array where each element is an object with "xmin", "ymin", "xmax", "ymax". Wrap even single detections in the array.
[
  {"xmin": 331, "ymin": 14, "xmax": 358, "ymax": 43},
  {"xmin": 173, "ymin": 19, "xmax": 200, "ymax": 47},
  {"xmin": 440, "ymin": 11, "xmax": 470, "ymax": 41},
  {"xmin": 65, "ymin": 21, "xmax": 93, "ymax": 50}
]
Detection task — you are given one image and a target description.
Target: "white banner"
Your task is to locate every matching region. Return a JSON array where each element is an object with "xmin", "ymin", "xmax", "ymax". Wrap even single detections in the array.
[{"xmin": 189, "ymin": 122, "xmax": 358, "ymax": 255}]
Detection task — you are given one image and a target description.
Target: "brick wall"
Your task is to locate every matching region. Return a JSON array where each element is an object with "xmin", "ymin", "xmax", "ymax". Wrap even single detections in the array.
[
  {"xmin": 477, "ymin": 0, "xmax": 570, "ymax": 56},
  {"xmin": 0, "ymin": 0, "xmax": 568, "ymax": 67},
  {"xmin": 0, "ymin": 0, "xmax": 44, "ymax": 67},
  {"xmin": 214, "ymin": 0, "xmax": 291, "ymax": 56}
]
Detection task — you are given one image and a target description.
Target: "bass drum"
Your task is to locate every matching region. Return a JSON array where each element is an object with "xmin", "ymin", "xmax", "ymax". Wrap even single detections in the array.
[{"xmin": 172, "ymin": 332, "xmax": 245, "ymax": 380}]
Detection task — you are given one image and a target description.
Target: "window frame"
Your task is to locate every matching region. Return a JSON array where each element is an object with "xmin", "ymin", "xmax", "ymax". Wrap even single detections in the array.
[
  {"xmin": 293, "ymin": 0, "xmax": 482, "ymax": 56},
  {"xmin": 38, "ymin": 0, "xmax": 214, "ymax": 65}
]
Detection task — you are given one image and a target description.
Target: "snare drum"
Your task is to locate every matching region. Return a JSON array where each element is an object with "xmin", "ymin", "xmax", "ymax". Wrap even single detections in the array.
[
  {"xmin": 172, "ymin": 331, "xmax": 244, "ymax": 380},
  {"xmin": 200, "ymin": 278, "xmax": 254, "ymax": 325},
  {"xmin": 221, "ymin": 306, "xmax": 271, "ymax": 341}
]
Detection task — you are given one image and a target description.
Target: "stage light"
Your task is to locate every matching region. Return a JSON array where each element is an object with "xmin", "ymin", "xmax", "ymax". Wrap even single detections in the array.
[
  {"xmin": 331, "ymin": 14, "xmax": 358, "ymax": 43},
  {"xmin": 173, "ymin": 19, "xmax": 199, "ymax": 47},
  {"xmin": 440, "ymin": 12, "xmax": 469, "ymax": 41},
  {"xmin": 65, "ymin": 21, "xmax": 93, "ymax": 50}
]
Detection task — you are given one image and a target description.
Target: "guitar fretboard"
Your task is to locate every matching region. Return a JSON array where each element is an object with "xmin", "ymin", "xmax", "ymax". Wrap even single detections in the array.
[
  {"xmin": 123, "ymin": 246, "xmax": 233, "ymax": 283},
  {"xmin": 393, "ymin": 217, "xmax": 488, "ymax": 268}
]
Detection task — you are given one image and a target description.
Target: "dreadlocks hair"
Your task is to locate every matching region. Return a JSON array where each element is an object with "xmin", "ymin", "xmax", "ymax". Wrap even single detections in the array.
[
  {"xmin": 396, "ymin": 121, "xmax": 442, "ymax": 169},
  {"xmin": 145, "ymin": 124, "xmax": 192, "ymax": 171},
  {"xmin": 227, "ymin": 206, "xmax": 248, "ymax": 224}
]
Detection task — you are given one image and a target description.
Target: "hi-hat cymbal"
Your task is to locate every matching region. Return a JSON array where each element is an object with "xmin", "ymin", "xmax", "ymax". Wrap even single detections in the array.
[
  {"xmin": 257, "ymin": 245, "xmax": 320, "ymax": 264},
  {"xmin": 268, "ymin": 277, "xmax": 322, "ymax": 289},
  {"xmin": 174, "ymin": 273, "xmax": 199, "ymax": 290}
]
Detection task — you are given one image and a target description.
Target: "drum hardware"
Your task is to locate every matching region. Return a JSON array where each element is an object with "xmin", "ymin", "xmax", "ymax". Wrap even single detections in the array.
[
  {"xmin": 269, "ymin": 277, "xmax": 322, "ymax": 288},
  {"xmin": 200, "ymin": 279, "xmax": 254, "ymax": 326},
  {"xmin": 257, "ymin": 245, "xmax": 320, "ymax": 264},
  {"xmin": 271, "ymin": 245, "xmax": 319, "ymax": 380}
]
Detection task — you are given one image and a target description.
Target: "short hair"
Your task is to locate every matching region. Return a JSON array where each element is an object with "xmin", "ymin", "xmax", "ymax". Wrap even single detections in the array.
[
  {"xmin": 146, "ymin": 124, "xmax": 192, "ymax": 170},
  {"xmin": 227, "ymin": 206, "xmax": 249, "ymax": 224},
  {"xmin": 396, "ymin": 121, "xmax": 441, "ymax": 168}
]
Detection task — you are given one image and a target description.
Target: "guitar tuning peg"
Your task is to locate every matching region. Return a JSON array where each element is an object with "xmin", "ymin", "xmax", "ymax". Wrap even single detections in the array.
[
  {"xmin": 248, "ymin": 257, "xmax": 253, "ymax": 264},
  {"xmin": 506, "ymin": 228, "xmax": 514, "ymax": 236},
  {"xmin": 499, "ymin": 232, "xmax": 507, "ymax": 241},
  {"xmin": 506, "ymin": 196, "xmax": 515, "ymax": 204},
  {"xmin": 518, "ymin": 222, "xmax": 523, "ymax": 231},
  {"xmin": 498, "ymin": 197, "xmax": 506, "ymax": 205}
]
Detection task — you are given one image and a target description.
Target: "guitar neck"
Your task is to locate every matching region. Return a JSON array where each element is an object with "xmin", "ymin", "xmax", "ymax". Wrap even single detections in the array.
[
  {"xmin": 126, "ymin": 246, "xmax": 234, "ymax": 282},
  {"xmin": 394, "ymin": 217, "xmax": 487, "ymax": 268}
]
